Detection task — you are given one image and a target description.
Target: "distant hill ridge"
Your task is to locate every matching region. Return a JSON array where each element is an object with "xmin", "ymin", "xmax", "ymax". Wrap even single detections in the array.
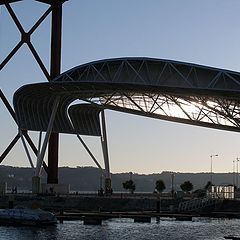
[{"xmin": 0, "ymin": 165, "xmax": 235, "ymax": 192}]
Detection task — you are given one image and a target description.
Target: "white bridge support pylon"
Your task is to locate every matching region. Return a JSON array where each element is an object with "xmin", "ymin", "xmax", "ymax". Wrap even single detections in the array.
[
  {"xmin": 100, "ymin": 110, "xmax": 112, "ymax": 194},
  {"xmin": 32, "ymin": 97, "xmax": 60, "ymax": 194},
  {"xmin": 20, "ymin": 99, "xmax": 112, "ymax": 195},
  {"xmin": 75, "ymin": 109, "xmax": 112, "ymax": 195}
]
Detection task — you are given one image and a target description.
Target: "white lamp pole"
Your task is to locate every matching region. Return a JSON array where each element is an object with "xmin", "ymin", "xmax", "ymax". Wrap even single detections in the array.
[
  {"xmin": 236, "ymin": 158, "xmax": 240, "ymax": 189},
  {"xmin": 233, "ymin": 160, "xmax": 235, "ymax": 186},
  {"xmin": 210, "ymin": 154, "xmax": 218, "ymax": 185}
]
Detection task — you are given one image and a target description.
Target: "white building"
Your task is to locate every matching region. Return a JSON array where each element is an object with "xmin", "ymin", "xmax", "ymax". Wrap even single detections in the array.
[{"xmin": 207, "ymin": 185, "xmax": 234, "ymax": 199}]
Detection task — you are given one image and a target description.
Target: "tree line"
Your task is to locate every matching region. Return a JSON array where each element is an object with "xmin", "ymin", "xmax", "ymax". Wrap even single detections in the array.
[{"xmin": 122, "ymin": 178, "xmax": 211, "ymax": 194}]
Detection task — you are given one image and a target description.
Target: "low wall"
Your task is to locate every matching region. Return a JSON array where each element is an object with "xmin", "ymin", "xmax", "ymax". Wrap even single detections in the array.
[{"xmin": 0, "ymin": 194, "xmax": 177, "ymax": 212}]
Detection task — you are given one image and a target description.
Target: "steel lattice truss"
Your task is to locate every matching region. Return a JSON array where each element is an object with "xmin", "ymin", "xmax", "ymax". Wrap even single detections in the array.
[
  {"xmin": 13, "ymin": 58, "xmax": 240, "ymax": 133},
  {"xmin": 88, "ymin": 92, "xmax": 240, "ymax": 131},
  {"xmin": 0, "ymin": 0, "xmax": 66, "ymax": 171}
]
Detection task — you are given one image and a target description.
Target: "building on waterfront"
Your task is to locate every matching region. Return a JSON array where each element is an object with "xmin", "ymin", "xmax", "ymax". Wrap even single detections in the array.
[{"xmin": 208, "ymin": 185, "xmax": 234, "ymax": 199}]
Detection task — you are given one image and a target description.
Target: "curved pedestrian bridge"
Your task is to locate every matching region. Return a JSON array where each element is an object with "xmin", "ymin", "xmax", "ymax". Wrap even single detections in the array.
[{"xmin": 13, "ymin": 57, "xmax": 240, "ymax": 134}]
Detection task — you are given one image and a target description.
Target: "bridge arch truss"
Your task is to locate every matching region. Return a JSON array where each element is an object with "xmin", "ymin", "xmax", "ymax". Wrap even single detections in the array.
[{"xmin": 14, "ymin": 57, "xmax": 240, "ymax": 133}]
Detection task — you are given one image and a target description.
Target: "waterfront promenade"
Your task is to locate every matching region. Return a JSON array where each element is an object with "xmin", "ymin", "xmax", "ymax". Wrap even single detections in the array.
[{"xmin": 1, "ymin": 192, "xmax": 240, "ymax": 220}]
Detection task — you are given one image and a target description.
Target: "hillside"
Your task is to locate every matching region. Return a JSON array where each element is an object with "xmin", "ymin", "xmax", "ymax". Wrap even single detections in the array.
[{"xmin": 0, "ymin": 165, "xmax": 235, "ymax": 192}]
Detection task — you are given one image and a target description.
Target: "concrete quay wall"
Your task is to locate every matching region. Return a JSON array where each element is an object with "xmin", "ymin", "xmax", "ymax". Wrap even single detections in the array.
[
  {"xmin": 1, "ymin": 194, "xmax": 240, "ymax": 214},
  {"xmin": 0, "ymin": 194, "xmax": 177, "ymax": 212}
]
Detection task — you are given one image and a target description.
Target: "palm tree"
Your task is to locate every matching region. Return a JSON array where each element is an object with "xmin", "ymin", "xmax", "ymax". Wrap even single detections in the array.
[
  {"xmin": 122, "ymin": 180, "xmax": 136, "ymax": 194},
  {"xmin": 180, "ymin": 180, "xmax": 193, "ymax": 193},
  {"xmin": 155, "ymin": 179, "xmax": 166, "ymax": 193}
]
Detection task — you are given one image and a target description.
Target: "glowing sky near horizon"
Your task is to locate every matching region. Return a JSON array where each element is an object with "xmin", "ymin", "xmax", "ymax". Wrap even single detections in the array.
[{"xmin": 1, "ymin": 0, "xmax": 240, "ymax": 174}]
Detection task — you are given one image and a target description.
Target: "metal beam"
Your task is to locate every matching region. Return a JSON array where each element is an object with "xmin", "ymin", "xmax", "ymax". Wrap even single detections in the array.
[
  {"xmin": 1, "ymin": 0, "xmax": 62, "ymax": 179},
  {"xmin": 19, "ymin": 130, "xmax": 34, "ymax": 169},
  {"xmin": 0, "ymin": 90, "xmax": 16, "ymax": 122},
  {"xmin": 35, "ymin": 97, "xmax": 59, "ymax": 176},
  {"xmin": 0, "ymin": 41, "xmax": 24, "ymax": 71},
  {"xmin": 22, "ymin": 130, "xmax": 48, "ymax": 173},
  {"xmin": 76, "ymin": 134, "xmax": 103, "ymax": 170},
  {"xmin": 0, "ymin": 89, "xmax": 49, "ymax": 172},
  {"xmin": 36, "ymin": 0, "xmax": 67, "ymax": 5},
  {"xmin": 47, "ymin": 0, "xmax": 63, "ymax": 184},
  {"xmin": 0, "ymin": 133, "xmax": 20, "ymax": 163},
  {"xmin": 0, "ymin": 0, "xmax": 22, "ymax": 5},
  {"xmin": 0, "ymin": 4, "xmax": 51, "ymax": 78}
]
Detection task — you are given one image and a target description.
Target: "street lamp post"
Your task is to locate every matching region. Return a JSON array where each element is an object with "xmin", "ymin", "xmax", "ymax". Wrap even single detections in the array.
[
  {"xmin": 129, "ymin": 172, "xmax": 133, "ymax": 181},
  {"xmin": 171, "ymin": 172, "xmax": 175, "ymax": 198},
  {"xmin": 233, "ymin": 160, "xmax": 235, "ymax": 187},
  {"xmin": 210, "ymin": 154, "xmax": 218, "ymax": 185},
  {"xmin": 236, "ymin": 158, "xmax": 240, "ymax": 190}
]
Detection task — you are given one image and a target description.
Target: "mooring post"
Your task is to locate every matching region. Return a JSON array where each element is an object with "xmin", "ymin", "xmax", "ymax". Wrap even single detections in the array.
[{"xmin": 59, "ymin": 209, "xmax": 64, "ymax": 223}]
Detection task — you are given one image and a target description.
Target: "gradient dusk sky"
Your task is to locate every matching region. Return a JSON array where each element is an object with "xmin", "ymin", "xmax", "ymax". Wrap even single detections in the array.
[{"xmin": 1, "ymin": 0, "xmax": 240, "ymax": 174}]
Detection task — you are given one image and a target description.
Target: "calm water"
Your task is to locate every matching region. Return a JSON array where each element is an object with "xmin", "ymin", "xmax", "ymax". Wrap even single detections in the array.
[{"xmin": 0, "ymin": 218, "xmax": 239, "ymax": 240}]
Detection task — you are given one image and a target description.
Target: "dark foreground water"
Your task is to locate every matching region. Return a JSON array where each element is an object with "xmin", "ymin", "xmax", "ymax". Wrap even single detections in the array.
[{"xmin": 0, "ymin": 218, "xmax": 240, "ymax": 240}]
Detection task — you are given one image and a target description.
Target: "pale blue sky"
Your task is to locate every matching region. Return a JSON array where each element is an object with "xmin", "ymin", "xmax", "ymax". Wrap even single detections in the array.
[{"xmin": 1, "ymin": 0, "xmax": 240, "ymax": 173}]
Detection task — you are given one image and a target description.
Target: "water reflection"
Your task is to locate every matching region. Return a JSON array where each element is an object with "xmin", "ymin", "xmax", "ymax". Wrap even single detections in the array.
[
  {"xmin": 0, "ymin": 225, "xmax": 59, "ymax": 240},
  {"xmin": 0, "ymin": 218, "xmax": 239, "ymax": 240}
]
